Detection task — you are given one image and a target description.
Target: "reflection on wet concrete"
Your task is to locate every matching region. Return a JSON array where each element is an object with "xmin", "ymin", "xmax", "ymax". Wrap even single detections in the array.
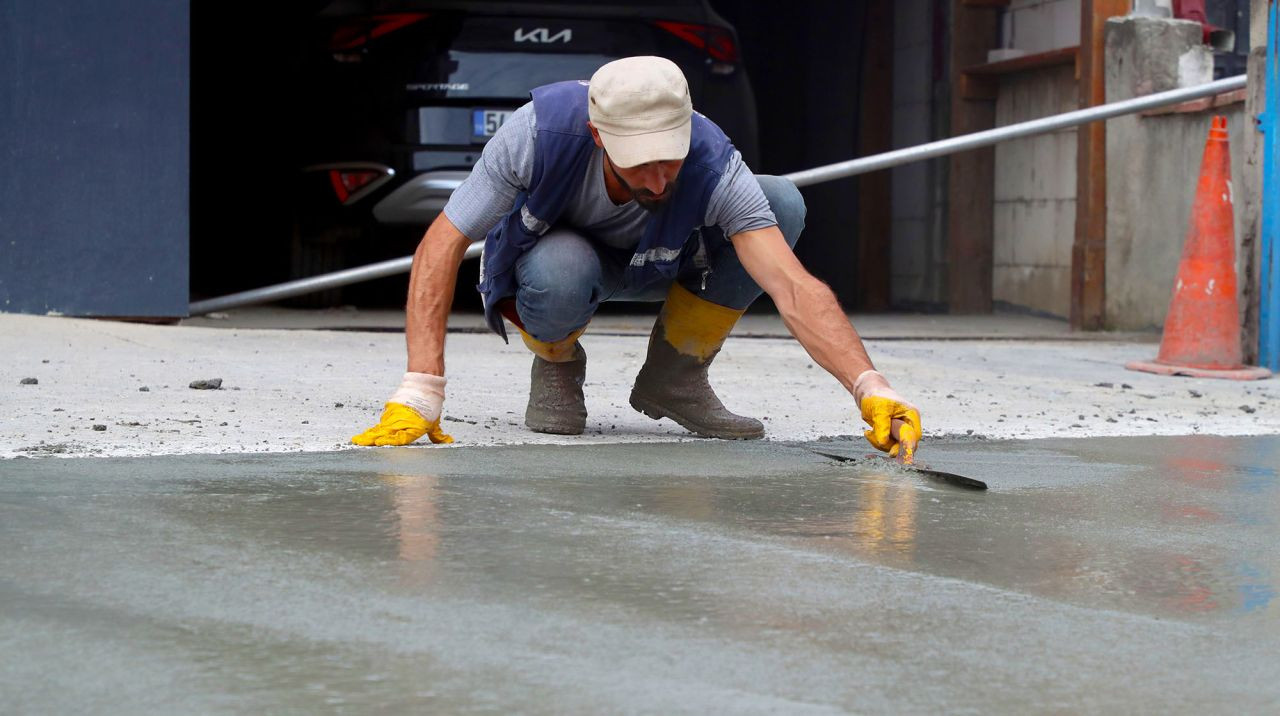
[
  {"xmin": 756, "ymin": 438, "xmax": 1280, "ymax": 623},
  {"xmin": 2, "ymin": 435, "xmax": 1278, "ymax": 712}
]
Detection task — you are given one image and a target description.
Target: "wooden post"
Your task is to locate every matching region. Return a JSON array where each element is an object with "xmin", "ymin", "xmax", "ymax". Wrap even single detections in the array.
[
  {"xmin": 857, "ymin": 0, "xmax": 894, "ymax": 310},
  {"xmin": 947, "ymin": 0, "xmax": 1001, "ymax": 313},
  {"xmin": 1260, "ymin": 0, "xmax": 1280, "ymax": 371},
  {"xmin": 1071, "ymin": 0, "xmax": 1130, "ymax": 330},
  {"xmin": 1242, "ymin": 0, "xmax": 1271, "ymax": 363}
]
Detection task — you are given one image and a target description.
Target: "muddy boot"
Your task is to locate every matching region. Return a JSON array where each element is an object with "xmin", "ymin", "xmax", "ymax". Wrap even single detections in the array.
[
  {"xmin": 521, "ymin": 329, "xmax": 588, "ymax": 435},
  {"xmin": 629, "ymin": 284, "xmax": 763, "ymax": 440}
]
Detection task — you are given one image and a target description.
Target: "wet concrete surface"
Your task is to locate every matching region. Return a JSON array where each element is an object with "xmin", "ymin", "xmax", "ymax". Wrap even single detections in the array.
[{"xmin": 3, "ymin": 436, "xmax": 1278, "ymax": 713}]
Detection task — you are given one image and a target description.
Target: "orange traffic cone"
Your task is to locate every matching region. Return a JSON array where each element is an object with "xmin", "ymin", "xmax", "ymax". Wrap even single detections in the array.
[{"xmin": 1127, "ymin": 116, "xmax": 1270, "ymax": 380}]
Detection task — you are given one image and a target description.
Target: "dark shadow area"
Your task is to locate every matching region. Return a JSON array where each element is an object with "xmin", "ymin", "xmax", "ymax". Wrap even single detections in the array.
[
  {"xmin": 710, "ymin": 0, "xmax": 867, "ymax": 310},
  {"xmin": 191, "ymin": 1, "xmax": 875, "ymax": 314}
]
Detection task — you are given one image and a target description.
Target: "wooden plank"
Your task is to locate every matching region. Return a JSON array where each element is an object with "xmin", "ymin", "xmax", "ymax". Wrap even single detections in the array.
[
  {"xmin": 1139, "ymin": 87, "xmax": 1248, "ymax": 116},
  {"xmin": 1071, "ymin": 0, "xmax": 1130, "ymax": 330},
  {"xmin": 947, "ymin": 0, "xmax": 1001, "ymax": 313},
  {"xmin": 1242, "ymin": 0, "xmax": 1273, "ymax": 364},
  {"xmin": 1241, "ymin": 48, "xmax": 1266, "ymax": 364},
  {"xmin": 963, "ymin": 46, "xmax": 1079, "ymax": 76},
  {"xmin": 857, "ymin": 0, "xmax": 894, "ymax": 310}
]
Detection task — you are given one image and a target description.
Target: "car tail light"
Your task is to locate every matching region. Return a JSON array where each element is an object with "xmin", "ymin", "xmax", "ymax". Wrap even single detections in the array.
[
  {"xmin": 329, "ymin": 169, "xmax": 384, "ymax": 204},
  {"xmin": 330, "ymin": 13, "xmax": 430, "ymax": 52},
  {"xmin": 654, "ymin": 21, "xmax": 739, "ymax": 63}
]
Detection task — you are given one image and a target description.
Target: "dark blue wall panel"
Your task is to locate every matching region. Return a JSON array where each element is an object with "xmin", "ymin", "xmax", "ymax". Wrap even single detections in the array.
[{"xmin": 1, "ymin": 1, "xmax": 189, "ymax": 317}]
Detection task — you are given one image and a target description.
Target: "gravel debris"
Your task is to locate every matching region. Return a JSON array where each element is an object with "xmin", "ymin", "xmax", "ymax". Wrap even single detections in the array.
[
  {"xmin": 189, "ymin": 378, "xmax": 223, "ymax": 390},
  {"xmin": 20, "ymin": 377, "xmax": 38, "ymax": 385}
]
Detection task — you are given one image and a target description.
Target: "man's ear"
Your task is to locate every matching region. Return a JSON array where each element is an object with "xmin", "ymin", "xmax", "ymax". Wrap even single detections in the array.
[{"xmin": 586, "ymin": 121, "xmax": 605, "ymax": 149}]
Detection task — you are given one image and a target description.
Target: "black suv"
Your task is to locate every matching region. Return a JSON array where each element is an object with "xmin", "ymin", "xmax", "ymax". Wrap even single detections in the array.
[{"xmin": 286, "ymin": 0, "xmax": 759, "ymax": 300}]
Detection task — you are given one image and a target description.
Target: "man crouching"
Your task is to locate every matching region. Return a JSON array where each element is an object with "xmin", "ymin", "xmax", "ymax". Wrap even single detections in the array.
[{"xmin": 354, "ymin": 56, "xmax": 921, "ymax": 459}]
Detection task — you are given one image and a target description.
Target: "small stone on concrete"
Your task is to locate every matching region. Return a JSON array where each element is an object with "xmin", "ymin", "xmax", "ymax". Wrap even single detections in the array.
[
  {"xmin": 1094, "ymin": 382, "xmax": 1114, "ymax": 388},
  {"xmin": 189, "ymin": 378, "xmax": 223, "ymax": 390},
  {"xmin": 92, "ymin": 424, "xmax": 106, "ymax": 431},
  {"xmin": 1189, "ymin": 390, "xmax": 1202, "ymax": 398},
  {"xmin": 139, "ymin": 386, "xmax": 150, "ymax": 392},
  {"xmin": 1240, "ymin": 405, "xmax": 1257, "ymax": 414},
  {"xmin": 20, "ymin": 377, "xmax": 37, "ymax": 385}
]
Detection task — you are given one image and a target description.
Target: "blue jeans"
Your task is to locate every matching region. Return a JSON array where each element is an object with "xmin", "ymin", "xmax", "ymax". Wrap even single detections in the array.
[{"xmin": 512, "ymin": 175, "xmax": 806, "ymax": 342}]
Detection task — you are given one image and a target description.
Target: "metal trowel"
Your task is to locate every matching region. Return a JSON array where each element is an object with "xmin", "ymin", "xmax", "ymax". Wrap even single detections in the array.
[
  {"xmin": 810, "ymin": 448, "xmax": 989, "ymax": 490},
  {"xmin": 810, "ymin": 420, "xmax": 988, "ymax": 491}
]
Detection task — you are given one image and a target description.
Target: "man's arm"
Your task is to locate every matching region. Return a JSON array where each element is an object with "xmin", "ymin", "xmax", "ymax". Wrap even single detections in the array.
[
  {"xmin": 354, "ymin": 103, "xmax": 534, "ymax": 447},
  {"xmin": 351, "ymin": 212, "xmax": 471, "ymax": 447},
  {"xmin": 405, "ymin": 213, "xmax": 473, "ymax": 376},
  {"xmin": 730, "ymin": 226, "xmax": 921, "ymax": 458},
  {"xmin": 404, "ymin": 102, "xmax": 536, "ymax": 373},
  {"xmin": 730, "ymin": 226, "xmax": 872, "ymax": 391}
]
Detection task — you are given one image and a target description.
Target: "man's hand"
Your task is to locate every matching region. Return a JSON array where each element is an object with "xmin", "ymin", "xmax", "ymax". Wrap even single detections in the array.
[
  {"xmin": 854, "ymin": 369, "xmax": 922, "ymax": 462},
  {"xmin": 352, "ymin": 373, "xmax": 453, "ymax": 446},
  {"xmin": 730, "ymin": 227, "xmax": 910, "ymax": 454}
]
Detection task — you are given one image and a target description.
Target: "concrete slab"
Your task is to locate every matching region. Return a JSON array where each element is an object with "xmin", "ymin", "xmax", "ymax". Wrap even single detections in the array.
[
  {"xmin": 3, "ymin": 436, "xmax": 1277, "ymax": 712},
  {"xmin": 3, "ymin": 313, "xmax": 1275, "ymax": 460}
]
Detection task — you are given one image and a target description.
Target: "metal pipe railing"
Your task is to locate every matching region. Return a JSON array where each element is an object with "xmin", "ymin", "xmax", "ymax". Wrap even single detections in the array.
[
  {"xmin": 188, "ymin": 74, "xmax": 1247, "ymax": 316},
  {"xmin": 188, "ymin": 243, "xmax": 483, "ymax": 316},
  {"xmin": 784, "ymin": 74, "xmax": 1246, "ymax": 187}
]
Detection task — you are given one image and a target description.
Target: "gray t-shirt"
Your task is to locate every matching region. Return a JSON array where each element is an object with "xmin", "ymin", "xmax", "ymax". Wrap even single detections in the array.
[{"xmin": 443, "ymin": 102, "xmax": 776, "ymax": 248}]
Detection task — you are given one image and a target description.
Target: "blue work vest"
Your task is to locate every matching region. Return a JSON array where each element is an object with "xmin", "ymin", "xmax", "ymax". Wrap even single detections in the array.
[{"xmin": 476, "ymin": 80, "xmax": 735, "ymax": 339}]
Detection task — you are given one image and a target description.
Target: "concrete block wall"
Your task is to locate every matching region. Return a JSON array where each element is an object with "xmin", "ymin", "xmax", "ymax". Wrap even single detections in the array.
[
  {"xmin": 992, "ymin": 65, "xmax": 1080, "ymax": 317},
  {"xmin": 888, "ymin": 0, "xmax": 1081, "ymax": 313},
  {"xmin": 890, "ymin": 0, "xmax": 947, "ymax": 308},
  {"xmin": 889, "ymin": 0, "xmax": 1083, "ymax": 313},
  {"xmin": 1005, "ymin": 0, "xmax": 1082, "ymax": 54},
  {"xmin": 1107, "ymin": 106, "xmax": 1250, "ymax": 330}
]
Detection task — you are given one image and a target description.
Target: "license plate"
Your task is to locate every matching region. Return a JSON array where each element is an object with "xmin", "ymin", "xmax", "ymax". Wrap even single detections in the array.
[{"xmin": 472, "ymin": 109, "xmax": 511, "ymax": 141}]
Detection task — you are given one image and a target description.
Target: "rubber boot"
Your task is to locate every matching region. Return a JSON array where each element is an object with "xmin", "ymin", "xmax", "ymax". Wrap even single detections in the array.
[
  {"xmin": 629, "ymin": 283, "xmax": 764, "ymax": 440},
  {"xmin": 521, "ymin": 328, "xmax": 587, "ymax": 435}
]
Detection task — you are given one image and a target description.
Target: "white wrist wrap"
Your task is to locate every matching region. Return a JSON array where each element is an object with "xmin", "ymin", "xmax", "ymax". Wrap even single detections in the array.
[
  {"xmin": 389, "ymin": 372, "xmax": 446, "ymax": 422},
  {"xmin": 853, "ymin": 369, "xmax": 886, "ymax": 402}
]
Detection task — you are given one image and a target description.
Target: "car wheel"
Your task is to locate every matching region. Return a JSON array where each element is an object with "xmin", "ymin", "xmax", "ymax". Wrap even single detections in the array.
[{"xmin": 287, "ymin": 224, "xmax": 354, "ymax": 308}]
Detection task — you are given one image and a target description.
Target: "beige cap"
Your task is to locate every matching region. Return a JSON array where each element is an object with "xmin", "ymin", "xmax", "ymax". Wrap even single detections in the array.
[{"xmin": 587, "ymin": 56, "xmax": 692, "ymax": 168}]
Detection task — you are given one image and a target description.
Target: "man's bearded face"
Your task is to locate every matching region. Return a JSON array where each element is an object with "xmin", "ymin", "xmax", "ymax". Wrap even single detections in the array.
[{"xmin": 608, "ymin": 157, "xmax": 684, "ymax": 212}]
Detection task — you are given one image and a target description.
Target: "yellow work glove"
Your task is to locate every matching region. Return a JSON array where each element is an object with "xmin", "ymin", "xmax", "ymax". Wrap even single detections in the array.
[
  {"xmin": 352, "ymin": 403, "xmax": 453, "ymax": 446},
  {"xmin": 853, "ymin": 369, "xmax": 922, "ymax": 462},
  {"xmin": 351, "ymin": 373, "xmax": 454, "ymax": 446}
]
